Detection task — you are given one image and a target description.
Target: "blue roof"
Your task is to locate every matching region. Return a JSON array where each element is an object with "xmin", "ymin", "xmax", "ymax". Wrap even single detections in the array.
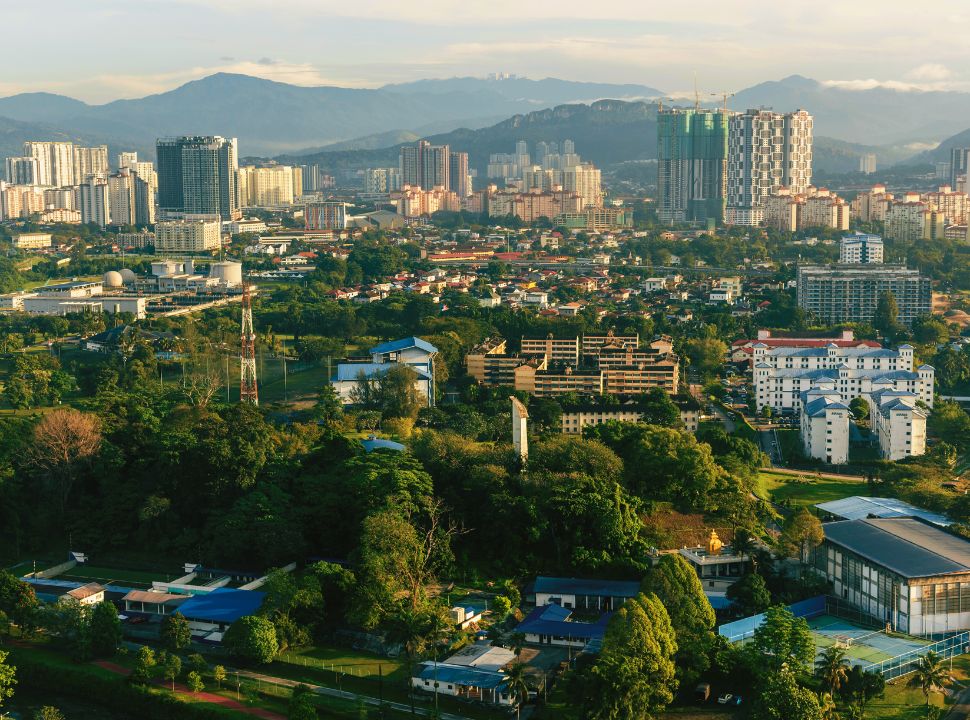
[
  {"xmin": 534, "ymin": 576, "xmax": 641, "ymax": 598},
  {"xmin": 175, "ymin": 588, "xmax": 265, "ymax": 624},
  {"xmin": 516, "ymin": 604, "xmax": 611, "ymax": 641},
  {"xmin": 415, "ymin": 663, "xmax": 509, "ymax": 690},
  {"xmin": 369, "ymin": 336, "xmax": 438, "ymax": 356},
  {"xmin": 333, "ymin": 363, "xmax": 432, "ymax": 382},
  {"xmin": 361, "ymin": 438, "xmax": 406, "ymax": 453}
]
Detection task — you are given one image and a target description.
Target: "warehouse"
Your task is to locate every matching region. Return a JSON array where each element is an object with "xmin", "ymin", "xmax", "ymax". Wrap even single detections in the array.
[{"xmin": 816, "ymin": 518, "xmax": 970, "ymax": 635}]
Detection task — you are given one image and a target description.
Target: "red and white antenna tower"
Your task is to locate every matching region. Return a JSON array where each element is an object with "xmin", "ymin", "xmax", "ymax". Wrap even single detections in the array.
[{"xmin": 239, "ymin": 282, "xmax": 258, "ymax": 405}]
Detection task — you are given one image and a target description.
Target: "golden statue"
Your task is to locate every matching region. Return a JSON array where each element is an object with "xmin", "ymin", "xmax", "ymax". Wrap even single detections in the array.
[{"xmin": 708, "ymin": 529, "xmax": 723, "ymax": 556}]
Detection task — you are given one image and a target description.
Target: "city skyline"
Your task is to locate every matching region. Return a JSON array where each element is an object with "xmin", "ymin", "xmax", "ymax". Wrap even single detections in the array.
[{"xmin": 5, "ymin": 1, "xmax": 970, "ymax": 102}]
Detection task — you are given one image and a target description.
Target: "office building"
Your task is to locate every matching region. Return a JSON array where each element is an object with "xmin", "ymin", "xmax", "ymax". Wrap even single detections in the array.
[
  {"xmin": 156, "ymin": 136, "xmax": 240, "ymax": 220},
  {"xmin": 840, "ymin": 233, "xmax": 884, "ymax": 264},
  {"xmin": 725, "ymin": 109, "xmax": 813, "ymax": 225},
  {"xmin": 815, "ymin": 517, "xmax": 970, "ymax": 634},
  {"xmin": 155, "ymin": 219, "xmax": 221, "ymax": 253},
  {"xmin": 656, "ymin": 108, "xmax": 729, "ymax": 223},
  {"xmin": 23, "ymin": 141, "xmax": 75, "ymax": 187},
  {"xmin": 78, "ymin": 179, "xmax": 109, "ymax": 228},
  {"xmin": 5, "ymin": 156, "xmax": 41, "ymax": 185},
  {"xmin": 73, "ymin": 145, "xmax": 109, "ymax": 182},
  {"xmin": 131, "ymin": 163, "xmax": 156, "ymax": 225},
  {"xmin": 951, "ymin": 148, "xmax": 970, "ymax": 190},
  {"xmin": 796, "ymin": 264, "xmax": 931, "ymax": 327},
  {"xmin": 305, "ymin": 201, "xmax": 348, "ymax": 230},
  {"xmin": 449, "ymin": 151, "xmax": 471, "ymax": 197}
]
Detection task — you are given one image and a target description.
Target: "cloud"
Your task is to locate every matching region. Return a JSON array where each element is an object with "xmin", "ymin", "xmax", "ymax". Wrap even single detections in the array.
[{"xmin": 904, "ymin": 63, "xmax": 952, "ymax": 81}]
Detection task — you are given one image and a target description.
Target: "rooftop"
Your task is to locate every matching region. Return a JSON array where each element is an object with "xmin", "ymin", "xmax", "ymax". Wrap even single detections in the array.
[
  {"xmin": 175, "ymin": 588, "xmax": 266, "ymax": 624},
  {"xmin": 369, "ymin": 336, "xmax": 438, "ymax": 356},
  {"xmin": 534, "ymin": 576, "xmax": 640, "ymax": 598},
  {"xmin": 816, "ymin": 496, "xmax": 950, "ymax": 527},
  {"xmin": 517, "ymin": 603, "xmax": 611, "ymax": 641},
  {"xmin": 823, "ymin": 518, "xmax": 970, "ymax": 578},
  {"xmin": 413, "ymin": 662, "xmax": 509, "ymax": 690}
]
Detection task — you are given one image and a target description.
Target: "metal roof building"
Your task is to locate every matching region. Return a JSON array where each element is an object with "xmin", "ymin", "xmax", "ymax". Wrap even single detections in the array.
[
  {"xmin": 816, "ymin": 496, "xmax": 951, "ymax": 527},
  {"xmin": 817, "ymin": 518, "xmax": 970, "ymax": 635}
]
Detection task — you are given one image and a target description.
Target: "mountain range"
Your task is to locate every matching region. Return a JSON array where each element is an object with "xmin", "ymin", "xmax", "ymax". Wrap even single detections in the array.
[{"xmin": 1, "ymin": 73, "xmax": 970, "ymax": 176}]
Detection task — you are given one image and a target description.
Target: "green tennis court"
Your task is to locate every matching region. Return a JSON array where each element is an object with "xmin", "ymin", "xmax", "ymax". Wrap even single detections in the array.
[
  {"xmin": 808, "ymin": 614, "xmax": 930, "ymax": 664},
  {"xmin": 53, "ymin": 565, "xmax": 179, "ymax": 588}
]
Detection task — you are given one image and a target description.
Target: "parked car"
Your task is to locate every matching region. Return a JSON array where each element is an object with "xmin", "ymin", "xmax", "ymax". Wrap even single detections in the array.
[
  {"xmin": 718, "ymin": 693, "xmax": 742, "ymax": 706},
  {"xmin": 695, "ymin": 683, "xmax": 711, "ymax": 702}
]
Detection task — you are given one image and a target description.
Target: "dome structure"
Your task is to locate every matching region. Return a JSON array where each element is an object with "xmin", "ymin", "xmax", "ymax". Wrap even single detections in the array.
[
  {"xmin": 119, "ymin": 268, "xmax": 136, "ymax": 284},
  {"xmin": 103, "ymin": 270, "xmax": 123, "ymax": 288}
]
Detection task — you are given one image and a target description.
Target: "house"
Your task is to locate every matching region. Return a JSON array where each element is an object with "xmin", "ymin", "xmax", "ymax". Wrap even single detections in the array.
[
  {"xmin": 532, "ymin": 576, "xmax": 639, "ymax": 612},
  {"xmin": 516, "ymin": 603, "xmax": 611, "ymax": 648},
  {"xmin": 62, "ymin": 583, "xmax": 105, "ymax": 606},
  {"xmin": 411, "ymin": 662, "xmax": 513, "ymax": 706},
  {"xmin": 331, "ymin": 336, "xmax": 439, "ymax": 406}
]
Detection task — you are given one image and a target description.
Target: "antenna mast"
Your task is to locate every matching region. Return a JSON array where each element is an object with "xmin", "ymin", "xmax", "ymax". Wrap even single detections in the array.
[{"xmin": 239, "ymin": 282, "xmax": 258, "ymax": 405}]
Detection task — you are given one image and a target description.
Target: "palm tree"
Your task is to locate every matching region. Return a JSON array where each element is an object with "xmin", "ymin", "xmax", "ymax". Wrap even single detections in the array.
[
  {"xmin": 504, "ymin": 662, "xmax": 530, "ymax": 717},
  {"xmin": 817, "ymin": 691, "xmax": 839, "ymax": 720},
  {"xmin": 815, "ymin": 645, "xmax": 850, "ymax": 695},
  {"xmin": 908, "ymin": 651, "xmax": 949, "ymax": 706}
]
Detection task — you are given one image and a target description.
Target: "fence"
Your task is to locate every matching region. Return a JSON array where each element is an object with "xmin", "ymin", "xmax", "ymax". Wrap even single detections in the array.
[
  {"xmin": 718, "ymin": 595, "xmax": 826, "ymax": 644},
  {"xmin": 864, "ymin": 630, "xmax": 970, "ymax": 681},
  {"xmin": 25, "ymin": 559, "xmax": 76, "ymax": 579}
]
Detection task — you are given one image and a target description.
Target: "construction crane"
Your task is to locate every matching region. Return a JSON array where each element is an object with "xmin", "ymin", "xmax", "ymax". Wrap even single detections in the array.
[
  {"xmin": 239, "ymin": 282, "xmax": 258, "ymax": 406},
  {"xmin": 711, "ymin": 91, "xmax": 735, "ymax": 112}
]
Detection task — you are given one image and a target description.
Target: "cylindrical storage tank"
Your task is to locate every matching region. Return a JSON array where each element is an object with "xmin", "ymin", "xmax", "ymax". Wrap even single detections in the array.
[
  {"xmin": 103, "ymin": 271, "xmax": 123, "ymax": 288},
  {"xmin": 151, "ymin": 261, "xmax": 176, "ymax": 277},
  {"xmin": 210, "ymin": 261, "xmax": 243, "ymax": 285},
  {"xmin": 119, "ymin": 268, "xmax": 136, "ymax": 285},
  {"xmin": 184, "ymin": 259, "xmax": 195, "ymax": 275}
]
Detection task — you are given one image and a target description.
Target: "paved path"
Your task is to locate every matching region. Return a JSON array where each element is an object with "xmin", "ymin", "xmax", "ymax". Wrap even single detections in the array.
[
  {"xmin": 238, "ymin": 668, "xmax": 474, "ymax": 720},
  {"xmin": 763, "ymin": 466, "xmax": 867, "ymax": 482},
  {"xmin": 93, "ymin": 660, "xmax": 285, "ymax": 720},
  {"xmin": 946, "ymin": 682, "xmax": 970, "ymax": 720}
]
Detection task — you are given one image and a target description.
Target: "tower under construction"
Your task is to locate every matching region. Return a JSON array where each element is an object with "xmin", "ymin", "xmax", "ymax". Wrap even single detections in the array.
[{"xmin": 239, "ymin": 282, "xmax": 258, "ymax": 405}]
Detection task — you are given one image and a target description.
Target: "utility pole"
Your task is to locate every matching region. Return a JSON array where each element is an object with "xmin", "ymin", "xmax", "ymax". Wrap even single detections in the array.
[{"xmin": 239, "ymin": 282, "xmax": 258, "ymax": 405}]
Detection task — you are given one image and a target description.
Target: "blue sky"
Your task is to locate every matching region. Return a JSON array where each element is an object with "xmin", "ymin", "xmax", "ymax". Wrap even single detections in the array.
[{"xmin": 5, "ymin": 0, "xmax": 970, "ymax": 102}]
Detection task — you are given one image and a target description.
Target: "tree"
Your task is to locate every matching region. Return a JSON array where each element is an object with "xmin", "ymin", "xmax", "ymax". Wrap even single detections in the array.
[
  {"xmin": 163, "ymin": 653, "xmax": 182, "ymax": 691},
  {"xmin": 849, "ymin": 397, "xmax": 869, "ymax": 423},
  {"xmin": 491, "ymin": 596, "xmax": 511, "ymax": 620},
  {"xmin": 874, "ymin": 291, "xmax": 899, "ymax": 336},
  {"xmin": 0, "ymin": 571, "xmax": 39, "ymax": 634},
  {"xmin": 815, "ymin": 645, "xmax": 850, "ymax": 695},
  {"xmin": 576, "ymin": 593, "xmax": 677, "ymax": 720},
  {"xmin": 908, "ymin": 651, "xmax": 948, "ymax": 706},
  {"xmin": 25, "ymin": 408, "xmax": 101, "ymax": 516},
  {"xmin": 33, "ymin": 708, "xmax": 65, "ymax": 720},
  {"xmin": 186, "ymin": 653, "xmax": 207, "ymax": 675},
  {"xmin": 636, "ymin": 387, "xmax": 682, "ymax": 428},
  {"xmin": 289, "ymin": 684, "xmax": 318, "ymax": 720},
  {"xmin": 725, "ymin": 571, "xmax": 771, "ymax": 617},
  {"xmin": 780, "ymin": 507, "xmax": 824, "ymax": 565},
  {"xmin": 186, "ymin": 670, "xmax": 205, "ymax": 693},
  {"xmin": 843, "ymin": 665, "xmax": 885, "ymax": 712},
  {"xmin": 160, "ymin": 612, "xmax": 191, "ymax": 653},
  {"xmin": 88, "ymin": 600, "xmax": 121, "ymax": 658},
  {"xmin": 214, "ymin": 664, "xmax": 227, "ymax": 689},
  {"xmin": 0, "ymin": 650, "xmax": 14, "ymax": 708},
  {"xmin": 224, "ymin": 615, "xmax": 279, "ymax": 665},
  {"xmin": 641, "ymin": 553, "xmax": 716, "ymax": 685},
  {"xmin": 504, "ymin": 662, "xmax": 529, "ymax": 708},
  {"xmin": 747, "ymin": 606, "xmax": 815, "ymax": 674},
  {"xmin": 817, "ymin": 692, "xmax": 837, "ymax": 720},
  {"xmin": 682, "ymin": 338, "xmax": 728, "ymax": 378},
  {"xmin": 130, "ymin": 645, "xmax": 156, "ymax": 685},
  {"xmin": 750, "ymin": 667, "xmax": 822, "ymax": 720}
]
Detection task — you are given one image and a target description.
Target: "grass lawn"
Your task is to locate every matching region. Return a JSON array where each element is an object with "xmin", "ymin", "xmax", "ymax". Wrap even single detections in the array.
[
  {"xmin": 277, "ymin": 645, "xmax": 406, "ymax": 681},
  {"xmin": 753, "ymin": 471, "xmax": 864, "ymax": 509},
  {"xmin": 57, "ymin": 564, "xmax": 181, "ymax": 586},
  {"xmin": 866, "ymin": 677, "xmax": 946, "ymax": 720}
]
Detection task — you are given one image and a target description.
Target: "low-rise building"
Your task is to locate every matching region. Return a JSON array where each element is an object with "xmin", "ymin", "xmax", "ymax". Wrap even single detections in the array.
[
  {"xmin": 12, "ymin": 232, "xmax": 52, "ymax": 249},
  {"xmin": 332, "ymin": 336, "xmax": 438, "ymax": 406}
]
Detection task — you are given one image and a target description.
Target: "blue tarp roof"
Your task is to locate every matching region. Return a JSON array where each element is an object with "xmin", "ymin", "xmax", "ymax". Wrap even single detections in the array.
[
  {"xmin": 534, "ymin": 576, "xmax": 640, "ymax": 598},
  {"xmin": 361, "ymin": 438, "xmax": 406, "ymax": 453},
  {"xmin": 370, "ymin": 336, "xmax": 438, "ymax": 356},
  {"xmin": 175, "ymin": 588, "xmax": 265, "ymax": 624},
  {"xmin": 516, "ymin": 604, "xmax": 611, "ymax": 641}
]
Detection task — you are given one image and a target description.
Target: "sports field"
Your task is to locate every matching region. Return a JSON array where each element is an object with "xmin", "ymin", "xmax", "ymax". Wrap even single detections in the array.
[
  {"xmin": 53, "ymin": 565, "xmax": 181, "ymax": 589},
  {"xmin": 807, "ymin": 614, "xmax": 930, "ymax": 664}
]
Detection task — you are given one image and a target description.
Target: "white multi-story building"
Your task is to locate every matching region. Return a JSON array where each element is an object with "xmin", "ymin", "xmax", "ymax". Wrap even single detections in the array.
[
  {"xmin": 238, "ymin": 165, "xmax": 296, "ymax": 207},
  {"xmin": 73, "ymin": 145, "xmax": 109, "ymax": 182},
  {"xmin": 870, "ymin": 389, "xmax": 927, "ymax": 460},
  {"xmin": 725, "ymin": 109, "xmax": 813, "ymax": 225},
  {"xmin": 562, "ymin": 164, "xmax": 602, "ymax": 209},
  {"xmin": 5, "ymin": 156, "xmax": 41, "ymax": 185},
  {"xmin": 78, "ymin": 180, "xmax": 109, "ymax": 228},
  {"xmin": 363, "ymin": 167, "xmax": 402, "ymax": 194},
  {"xmin": 24, "ymin": 141, "xmax": 75, "ymax": 187},
  {"xmin": 753, "ymin": 343, "xmax": 934, "ymax": 413},
  {"xmin": 885, "ymin": 201, "xmax": 943, "ymax": 243},
  {"xmin": 155, "ymin": 219, "xmax": 221, "ymax": 252},
  {"xmin": 851, "ymin": 184, "xmax": 894, "ymax": 223},
  {"xmin": 840, "ymin": 233, "xmax": 884, "ymax": 264},
  {"xmin": 800, "ymin": 386, "xmax": 851, "ymax": 464},
  {"xmin": 108, "ymin": 169, "xmax": 136, "ymax": 226},
  {"xmin": 12, "ymin": 232, "xmax": 52, "ymax": 249}
]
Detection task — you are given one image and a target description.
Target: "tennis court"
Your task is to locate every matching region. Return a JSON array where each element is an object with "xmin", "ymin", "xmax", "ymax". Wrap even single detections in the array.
[
  {"xmin": 53, "ymin": 565, "xmax": 179, "ymax": 589},
  {"xmin": 807, "ymin": 614, "xmax": 930, "ymax": 664}
]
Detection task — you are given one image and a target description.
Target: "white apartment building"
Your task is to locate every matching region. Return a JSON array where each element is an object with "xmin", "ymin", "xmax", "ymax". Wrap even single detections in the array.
[
  {"xmin": 726, "ymin": 109, "xmax": 813, "ymax": 225},
  {"xmin": 155, "ymin": 219, "xmax": 221, "ymax": 252},
  {"xmin": 108, "ymin": 170, "xmax": 136, "ymax": 226},
  {"xmin": 78, "ymin": 180, "xmax": 109, "ymax": 228},
  {"xmin": 886, "ymin": 201, "xmax": 943, "ymax": 243},
  {"xmin": 238, "ymin": 165, "xmax": 298, "ymax": 207},
  {"xmin": 870, "ymin": 389, "xmax": 927, "ymax": 461},
  {"xmin": 73, "ymin": 145, "xmax": 109, "ymax": 182},
  {"xmin": 800, "ymin": 386, "xmax": 851, "ymax": 464},
  {"xmin": 851, "ymin": 185, "xmax": 894, "ymax": 223},
  {"xmin": 753, "ymin": 343, "xmax": 934, "ymax": 413},
  {"xmin": 840, "ymin": 233, "xmax": 883, "ymax": 264},
  {"xmin": 562, "ymin": 164, "xmax": 602, "ymax": 208},
  {"xmin": 23, "ymin": 141, "xmax": 75, "ymax": 187},
  {"xmin": 5, "ymin": 156, "xmax": 41, "ymax": 185},
  {"xmin": 12, "ymin": 232, "xmax": 52, "ymax": 249}
]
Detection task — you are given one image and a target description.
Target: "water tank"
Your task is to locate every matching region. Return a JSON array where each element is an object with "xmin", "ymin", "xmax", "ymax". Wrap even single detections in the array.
[
  {"xmin": 210, "ymin": 261, "xmax": 243, "ymax": 285},
  {"xmin": 119, "ymin": 268, "xmax": 136, "ymax": 285},
  {"xmin": 151, "ymin": 260, "xmax": 176, "ymax": 277},
  {"xmin": 102, "ymin": 271, "xmax": 123, "ymax": 288}
]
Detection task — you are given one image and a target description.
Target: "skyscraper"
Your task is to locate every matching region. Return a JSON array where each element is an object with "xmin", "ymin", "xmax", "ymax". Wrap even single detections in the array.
[
  {"xmin": 656, "ymin": 109, "xmax": 730, "ymax": 224},
  {"xmin": 73, "ymin": 145, "xmax": 109, "ymax": 183},
  {"xmin": 400, "ymin": 140, "xmax": 449, "ymax": 189},
  {"xmin": 23, "ymin": 141, "xmax": 75, "ymax": 187},
  {"xmin": 725, "ymin": 109, "xmax": 813, "ymax": 225},
  {"xmin": 950, "ymin": 148, "xmax": 970, "ymax": 190},
  {"xmin": 449, "ymin": 151, "xmax": 470, "ymax": 197},
  {"xmin": 156, "ymin": 136, "xmax": 240, "ymax": 220},
  {"xmin": 79, "ymin": 179, "xmax": 109, "ymax": 228},
  {"xmin": 108, "ymin": 169, "xmax": 136, "ymax": 226},
  {"xmin": 4, "ymin": 157, "xmax": 41, "ymax": 185}
]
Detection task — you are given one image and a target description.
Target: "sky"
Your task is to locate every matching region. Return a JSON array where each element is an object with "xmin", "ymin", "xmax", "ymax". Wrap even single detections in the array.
[{"xmin": 5, "ymin": 0, "xmax": 970, "ymax": 102}]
